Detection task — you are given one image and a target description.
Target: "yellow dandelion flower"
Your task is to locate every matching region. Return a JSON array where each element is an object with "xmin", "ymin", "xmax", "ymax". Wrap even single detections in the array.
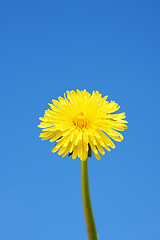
[{"xmin": 38, "ymin": 89, "xmax": 127, "ymax": 161}]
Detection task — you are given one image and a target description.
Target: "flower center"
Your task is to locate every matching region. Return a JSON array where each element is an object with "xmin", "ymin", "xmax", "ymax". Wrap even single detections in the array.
[{"xmin": 72, "ymin": 112, "xmax": 89, "ymax": 128}]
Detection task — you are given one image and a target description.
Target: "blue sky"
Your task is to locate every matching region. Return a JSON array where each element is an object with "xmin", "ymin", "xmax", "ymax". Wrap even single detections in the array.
[{"xmin": 0, "ymin": 0, "xmax": 160, "ymax": 239}]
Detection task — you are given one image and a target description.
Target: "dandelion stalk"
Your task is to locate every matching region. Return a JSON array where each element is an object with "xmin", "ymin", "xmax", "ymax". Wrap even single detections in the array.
[{"xmin": 81, "ymin": 159, "xmax": 98, "ymax": 240}]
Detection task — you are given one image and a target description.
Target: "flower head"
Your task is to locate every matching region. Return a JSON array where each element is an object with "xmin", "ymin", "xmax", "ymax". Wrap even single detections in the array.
[{"xmin": 38, "ymin": 89, "xmax": 127, "ymax": 161}]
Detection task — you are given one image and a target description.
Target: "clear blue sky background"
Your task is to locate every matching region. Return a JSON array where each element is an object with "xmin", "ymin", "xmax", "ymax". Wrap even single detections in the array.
[{"xmin": 0, "ymin": 1, "xmax": 160, "ymax": 239}]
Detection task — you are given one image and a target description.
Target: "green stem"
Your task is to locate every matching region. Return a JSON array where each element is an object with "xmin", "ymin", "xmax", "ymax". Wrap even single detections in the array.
[{"xmin": 81, "ymin": 159, "xmax": 98, "ymax": 240}]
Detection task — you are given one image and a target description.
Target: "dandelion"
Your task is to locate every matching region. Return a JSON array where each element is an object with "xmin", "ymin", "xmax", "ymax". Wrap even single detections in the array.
[
  {"xmin": 38, "ymin": 89, "xmax": 127, "ymax": 240},
  {"xmin": 38, "ymin": 89, "xmax": 127, "ymax": 161}
]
